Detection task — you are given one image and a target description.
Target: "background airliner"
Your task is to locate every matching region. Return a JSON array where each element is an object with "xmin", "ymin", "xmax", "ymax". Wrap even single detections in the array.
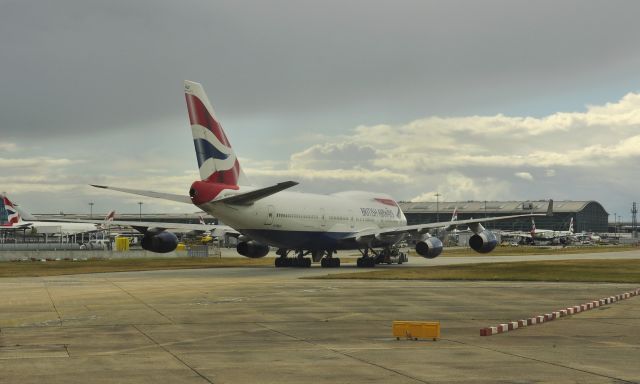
[
  {"xmin": 503, "ymin": 217, "xmax": 574, "ymax": 244},
  {"xmin": 0, "ymin": 194, "xmax": 111, "ymax": 235},
  {"xmin": 91, "ymin": 81, "xmax": 553, "ymax": 267}
]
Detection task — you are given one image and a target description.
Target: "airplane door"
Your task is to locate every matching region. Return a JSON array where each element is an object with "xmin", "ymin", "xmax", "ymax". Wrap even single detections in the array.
[{"xmin": 265, "ymin": 205, "xmax": 275, "ymax": 226}]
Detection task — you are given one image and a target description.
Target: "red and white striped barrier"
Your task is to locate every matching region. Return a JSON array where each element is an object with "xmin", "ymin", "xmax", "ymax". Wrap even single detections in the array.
[{"xmin": 480, "ymin": 288, "xmax": 640, "ymax": 336}]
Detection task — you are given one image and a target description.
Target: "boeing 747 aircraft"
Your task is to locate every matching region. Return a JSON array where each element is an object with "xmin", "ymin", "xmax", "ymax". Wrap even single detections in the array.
[{"xmin": 92, "ymin": 81, "xmax": 553, "ymax": 267}]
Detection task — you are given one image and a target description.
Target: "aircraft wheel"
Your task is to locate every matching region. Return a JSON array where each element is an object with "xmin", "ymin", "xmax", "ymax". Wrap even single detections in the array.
[{"xmin": 357, "ymin": 257, "xmax": 375, "ymax": 268}]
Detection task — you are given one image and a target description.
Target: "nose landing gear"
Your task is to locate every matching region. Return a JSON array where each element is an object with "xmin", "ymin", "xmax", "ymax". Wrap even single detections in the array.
[{"xmin": 356, "ymin": 246, "xmax": 407, "ymax": 267}]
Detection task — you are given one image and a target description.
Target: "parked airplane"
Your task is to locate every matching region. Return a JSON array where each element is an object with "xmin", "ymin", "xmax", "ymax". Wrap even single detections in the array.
[
  {"xmin": 502, "ymin": 217, "xmax": 575, "ymax": 244},
  {"xmin": 0, "ymin": 194, "xmax": 112, "ymax": 235},
  {"xmin": 91, "ymin": 80, "xmax": 553, "ymax": 267}
]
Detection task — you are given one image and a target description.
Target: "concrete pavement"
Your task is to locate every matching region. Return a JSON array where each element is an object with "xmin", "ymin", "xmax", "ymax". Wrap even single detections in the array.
[{"xmin": 1, "ymin": 255, "xmax": 639, "ymax": 383}]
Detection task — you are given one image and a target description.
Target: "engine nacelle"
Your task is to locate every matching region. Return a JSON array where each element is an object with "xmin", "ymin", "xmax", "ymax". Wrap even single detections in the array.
[
  {"xmin": 141, "ymin": 231, "xmax": 179, "ymax": 253},
  {"xmin": 469, "ymin": 230, "xmax": 498, "ymax": 253},
  {"xmin": 415, "ymin": 236, "xmax": 443, "ymax": 259},
  {"xmin": 237, "ymin": 240, "xmax": 270, "ymax": 258}
]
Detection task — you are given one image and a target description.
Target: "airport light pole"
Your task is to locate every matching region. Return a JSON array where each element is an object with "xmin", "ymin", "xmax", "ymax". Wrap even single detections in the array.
[
  {"xmin": 89, "ymin": 202, "xmax": 94, "ymax": 219},
  {"xmin": 138, "ymin": 202, "xmax": 143, "ymax": 221},
  {"xmin": 435, "ymin": 193, "xmax": 441, "ymax": 222},
  {"xmin": 484, "ymin": 200, "xmax": 488, "ymax": 228},
  {"xmin": 632, "ymin": 202, "xmax": 638, "ymax": 239}
]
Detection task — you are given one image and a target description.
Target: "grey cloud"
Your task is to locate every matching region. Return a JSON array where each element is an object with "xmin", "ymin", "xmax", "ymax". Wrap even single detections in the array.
[
  {"xmin": 289, "ymin": 142, "xmax": 379, "ymax": 170},
  {"xmin": 3, "ymin": 0, "xmax": 640, "ymax": 142}
]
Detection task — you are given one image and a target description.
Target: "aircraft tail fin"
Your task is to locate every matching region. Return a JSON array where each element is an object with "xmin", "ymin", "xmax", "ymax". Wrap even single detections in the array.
[
  {"xmin": 0, "ymin": 193, "xmax": 23, "ymax": 226},
  {"xmin": 104, "ymin": 210, "xmax": 115, "ymax": 222},
  {"xmin": 99, "ymin": 210, "xmax": 116, "ymax": 229},
  {"xmin": 569, "ymin": 217, "xmax": 574, "ymax": 233},
  {"xmin": 530, "ymin": 218, "xmax": 536, "ymax": 237},
  {"xmin": 184, "ymin": 80, "xmax": 249, "ymax": 187}
]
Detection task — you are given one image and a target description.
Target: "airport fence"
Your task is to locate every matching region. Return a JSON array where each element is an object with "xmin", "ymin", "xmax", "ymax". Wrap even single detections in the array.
[{"xmin": 0, "ymin": 243, "xmax": 82, "ymax": 251}]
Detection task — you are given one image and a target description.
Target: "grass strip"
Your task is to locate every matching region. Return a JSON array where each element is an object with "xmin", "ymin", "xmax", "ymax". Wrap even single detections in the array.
[
  {"xmin": 312, "ymin": 259, "xmax": 640, "ymax": 284},
  {"xmin": 435, "ymin": 245, "xmax": 637, "ymax": 257},
  {"xmin": 0, "ymin": 257, "xmax": 272, "ymax": 278}
]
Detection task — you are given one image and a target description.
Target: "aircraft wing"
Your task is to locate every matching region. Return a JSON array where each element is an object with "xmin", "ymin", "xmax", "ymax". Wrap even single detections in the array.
[
  {"xmin": 112, "ymin": 220, "xmax": 239, "ymax": 237},
  {"xmin": 0, "ymin": 223, "xmax": 33, "ymax": 230},
  {"xmin": 91, "ymin": 185, "xmax": 192, "ymax": 204},
  {"xmin": 48, "ymin": 218, "xmax": 238, "ymax": 236},
  {"xmin": 344, "ymin": 200, "xmax": 553, "ymax": 241}
]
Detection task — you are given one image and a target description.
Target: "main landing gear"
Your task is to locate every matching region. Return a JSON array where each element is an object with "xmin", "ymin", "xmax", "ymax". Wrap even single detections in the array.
[
  {"xmin": 274, "ymin": 249, "xmax": 311, "ymax": 268},
  {"xmin": 274, "ymin": 249, "xmax": 340, "ymax": 268},
  {"xmin": 319, "ymin": 250, "xmax": 340, "ymax": 268},
  {"xmin": 356, "ymin": 246, "xmax": 408, "ymax": 268}
]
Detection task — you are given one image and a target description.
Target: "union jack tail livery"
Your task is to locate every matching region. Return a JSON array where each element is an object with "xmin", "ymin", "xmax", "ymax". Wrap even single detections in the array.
[
  {"xmin": 185, "ymin": 80, "xmax": 248, "ymax": 187},
  {"xmin": 530, "ymin": 218, "xmax": 536, "ymax": 237},
  {"xmin": 104, "ymin": 210, "xmax": 115, "ymax": 223},
  {"xmin": 99, "ymin": 210, "xmax": 116, "ymax": 229},
  {"xmin": 0, "ymin": 194, "xmax": 21, "ymax": 227}
]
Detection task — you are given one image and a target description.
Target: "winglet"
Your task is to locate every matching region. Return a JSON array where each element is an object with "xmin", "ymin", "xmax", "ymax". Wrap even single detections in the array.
[{"xmin": 546, "ymin": 199, "xmax": 554, "ymax": 216}]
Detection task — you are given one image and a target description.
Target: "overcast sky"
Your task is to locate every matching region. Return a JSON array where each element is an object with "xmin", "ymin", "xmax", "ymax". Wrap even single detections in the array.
[{"xmin": 2, "ymin": 0, "xmax": 640, "ymax": 221}]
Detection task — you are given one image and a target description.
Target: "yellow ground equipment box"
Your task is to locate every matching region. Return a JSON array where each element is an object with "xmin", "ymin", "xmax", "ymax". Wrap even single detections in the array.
[
  {"xmin": 392, "ymin": 321, "xmax": 440, "ymax": 341},
  {"xmin": 115, "ymin": 237, "xmax": 130, "ymax": 252},
  {"xmin": 176, "ymin": 242, "xmax": 186, "ymax": 251}
]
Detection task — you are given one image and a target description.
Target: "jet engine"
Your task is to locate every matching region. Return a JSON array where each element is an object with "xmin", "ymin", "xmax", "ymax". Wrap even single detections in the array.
[
  {"xmin": 415, "ymin": 236, "xmax": 443, "ymax": 259},
  {"xmin": 469, "ymin": 230, "xmax": 498, "ymax": 253},
  {"xmin": 237, "ymin": 240, "xmax": 270, "ymax": 258},
  {"xmin": 141, "ymin": 230, "xmax": 179, "ymax": 253}
]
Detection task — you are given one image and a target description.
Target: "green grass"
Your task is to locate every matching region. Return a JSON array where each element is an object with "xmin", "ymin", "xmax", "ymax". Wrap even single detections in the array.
[
  {"xmin": 0, "ymin": 257, "xmax": 272, "ymax": 278},
  {"xmin": 431, "ymin": 245, "xmax": 637, "ymax": 257},
  {"xmin": 312, "ymin": 259, "xmax": 640, "ymax": 284}
]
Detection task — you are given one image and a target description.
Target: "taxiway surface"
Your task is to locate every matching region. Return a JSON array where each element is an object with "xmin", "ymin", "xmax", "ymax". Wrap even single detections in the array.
[{"xmin": 1, "ymin": 251, "xmax": 639, "ymax": 383}]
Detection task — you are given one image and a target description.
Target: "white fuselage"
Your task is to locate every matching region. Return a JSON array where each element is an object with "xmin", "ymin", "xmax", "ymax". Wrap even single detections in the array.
[
  {"xmin": 197, "ymin": 187, "xmax": 407, "ymax": 250},
  {"xmin": 16, "ymin": 221, "xmax": 100, "ymax": 235}
]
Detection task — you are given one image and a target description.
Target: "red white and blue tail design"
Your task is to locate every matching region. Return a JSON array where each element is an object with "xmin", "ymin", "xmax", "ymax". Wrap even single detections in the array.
[
  {"xmin": 185, "ymin": 80, "xmax": 248, "ymax": 186},
  {"xmin": 0, "ymin": 194, "xmax": 22, "ymax": 227},
  {"xmin": 530, "ymin": 218, "xmax": 536, "ymax": 237}
]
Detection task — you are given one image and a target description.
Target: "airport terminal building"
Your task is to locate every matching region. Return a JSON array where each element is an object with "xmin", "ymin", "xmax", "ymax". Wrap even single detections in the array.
[{"xmin": 398, "ymin": 200, "xmax": 609, "ymax": 233}]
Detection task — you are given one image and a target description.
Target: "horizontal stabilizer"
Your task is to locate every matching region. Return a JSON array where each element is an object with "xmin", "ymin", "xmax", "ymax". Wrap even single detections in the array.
[
  {"xmin": 91, "ymin": 185, "xmax": 192, "ymax": 204},
  {"xmin": 215, "ymin": 181, "xmax": 298, "ymax": 206}
]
